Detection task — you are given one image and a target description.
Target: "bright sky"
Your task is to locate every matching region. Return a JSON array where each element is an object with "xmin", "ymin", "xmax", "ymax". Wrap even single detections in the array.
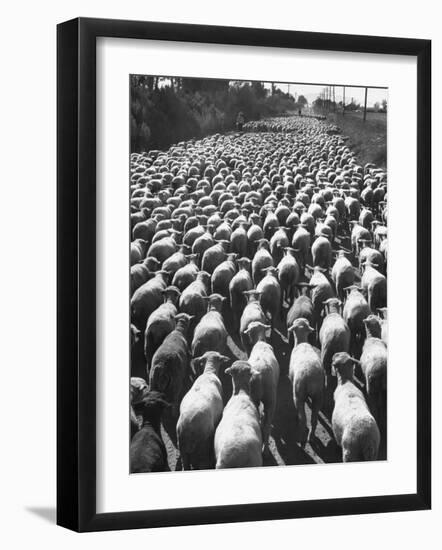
[
  {"xmin": 264, "ymin": 82, "xmax": 388, "ymax": 107},
  {"xmin": 154, "ymin": 76, "xmax": 388, "ymax": 108}
]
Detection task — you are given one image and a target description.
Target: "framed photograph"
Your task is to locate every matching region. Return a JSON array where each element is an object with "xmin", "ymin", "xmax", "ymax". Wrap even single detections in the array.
[{"xmin": 57, "ymin": 17, "xmax": 431, "ymax": 532}]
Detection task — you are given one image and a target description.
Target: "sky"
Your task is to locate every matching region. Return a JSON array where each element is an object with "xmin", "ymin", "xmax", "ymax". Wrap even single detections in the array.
[
  {"xmin": 265, "ymin": 82, "xmax": 388, "ymax": 107},
  {"xmin": 154, "ymin": 76, "xmax": 388, "ymax": 108}
]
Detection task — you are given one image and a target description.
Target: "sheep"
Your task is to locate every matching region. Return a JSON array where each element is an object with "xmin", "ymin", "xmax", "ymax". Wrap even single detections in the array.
[
  {"xmin": 286, "ymin": 283, "xmax": 314, "ymax": 347},
  {"xmin": 179, "ymin": 270, "xmax": 211, "ymax": 329},
  {"xmin": 331, "ymin": 250, "xmax": 355, "ymax": 300},
  {"xmin": 240, "ymin": 290, "xmax": 267, "ymax": 354},
  {"xmin": 256, "ymin": 266, "xmax": 282, "ymax": 330},
  {"xmin": 349, "ymin": 221, "xmax": 372, "ymax": 257},
  {"xmin": 201, "ymin": 240, "xmax": 229, "ymax": 274},
  {"xmin": 177, "ymin": 351, "xmax": 230, "ymax": 470},
  {"xmin": 247, "ymin": 223, "xmax": 264, "ymax": 257},
  {"xmin": 144, "ymin": 285, "xmax": 181, "ymax": 371},
  {"xmin": 183, "ymin": 224, "xmax": 206, "ymax": 248},
  {"xmin": 308, "ymin": 265, "xmax": 334, "ymax": 333},
  {"xmin": 252, "ymin": 239, "xmax": 274, "ymax": 285},
  {"xmin": 171, "ymin": 254, "xmax": 199, "ymax": 291},
  {"xmin": 131, "ymin": 323, "xmax": 147, "ymax": 379},
  {"xmin": 130, "ymin": 263, "xmax": 153, "ymax": 296},
  {"xmin": 291, "ymin": 225, "xmax": 311, "ymax": 270},
  {"xmin": 131, "ymin": 239, "xmax": 147, "ymax": 266},
  {"xmin": 372, "ymin": 221, "xmax": 388, "ymax": 249},
  {"xmin": 142, "ymin": 255, "xmax": 161, "ymax": 273},
  {"xmin": 161, "ymin": 247, "xmax": 188, "ymax": 276},
  {"xmin": 360, "ymin": 315, "xmax": 387, "ymax": 432},
  {"xmin": 130, "ymin": 376, "xmax": 148, "ymax": 438},
  {"xmin": 229, "ymin": 257, "xmax": 253, "ymax": 330},
  {"xmin": 263, "ymin": 210, "xmax": 279, "ymax": 239},
  {"xmin": 243, "ymin": 321, "xmax": 280, "ymax": 447},
  {"xmin": 288, "ymin": 318, "xmax": 325, "ymax": 444},
  {"xmin": 277, "ymin": 247, "xmax": 301, "ymax": 306},
  {"xmin": 361, "ymin": 260, "xmax": 387, "ymax": 312},
  {"xmin": 358, "ymin": 241, "xmax": 385, "ymax": 274},
  {"xmin": 331, "ymin": 352, "xmax": 380, "ymax": 462},
  {"xmin": 211, "ymin": 253, "xmax": 237, "ymax": 302},
  {"xmin": 345, "ymin": 196, "xmax": 361, "ymax": 222},
  {"xmin": 343, "ymin": 285, "xmax": 371, "ymax": 357},
  {"xmin": 132, "ymin": 218, "xmax": 157, "ymax": 243},
  {"xmin": 147, "ymin": 235, "xmax": 178, "ymax": 264},
  {"xmin": 192, "ymin": 230, "xmax": 214, "ymax": 260},
  {"xmin": 311, "ymin": 233, "xmax": 332, "ymax": 269},
  {"xmin": 359, "ymin": 207, "xmax": 374, "ymax": 229},
  {"xmin": 319, "ymin": 298, "xmax": 351, "ymax": 386},
  {"xmin": 214, "ymin": 360, "xmax": 263, "ymax": 468},
  {"xmin": 377, "ymin": 307, "xmax": 388, "ymax": 345},
  {"xmin": 130, "ymin": 270, "xmax": 169, "ymax": 331},
  {"xmin": 130, "ymin": 391, "xmax": 171, "ymax": 473},
  {"xmin": 270, "ymin": 227, "xmax": 290, "ymax": 266},
  {"xmin": 191, "ymin": 294, "xmax": 228, "ymax": 360},
  {"xmin": 300, "ymin": 213, "xmax": 315, "ymax": 239},
  {"xmin": 230, "ymin": 223, "xmax": 248, "ymax": 258},
  {"xmin": 149, "ymin": 312, "xmax": 193, "ymax": 415}
]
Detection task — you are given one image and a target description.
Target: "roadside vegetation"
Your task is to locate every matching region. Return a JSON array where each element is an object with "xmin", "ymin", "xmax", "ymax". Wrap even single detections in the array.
[{"xmin": 130, "ymin": 76, "xmax": 306, "ymax": 153}]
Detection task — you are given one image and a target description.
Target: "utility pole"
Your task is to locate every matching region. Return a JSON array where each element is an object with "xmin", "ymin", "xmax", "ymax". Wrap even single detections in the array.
[
  {"xmin": 363, "ymin": 87, "xmax": 368, "ymax": 121},
  {"xmin": 333, "ymin": 86, "xmax": 336, "ymax": 112},
  {"xmin": 343, "ymin": 86, "xmax": 345, "ymax": 115}
]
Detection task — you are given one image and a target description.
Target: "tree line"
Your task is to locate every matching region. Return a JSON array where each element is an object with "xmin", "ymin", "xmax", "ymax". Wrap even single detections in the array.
[{"xmin": 130, "ymin": 76, "xmax": 306, "ymax": 152}]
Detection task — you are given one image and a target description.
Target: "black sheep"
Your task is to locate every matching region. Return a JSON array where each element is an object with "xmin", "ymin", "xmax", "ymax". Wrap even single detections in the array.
[{"xmin": 130, "ymin": 391, "xmax": 170, "ymax": 473}]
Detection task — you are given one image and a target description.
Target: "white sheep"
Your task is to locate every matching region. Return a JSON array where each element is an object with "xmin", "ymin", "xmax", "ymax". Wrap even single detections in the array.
[
  {"xmin": 288, "ymin": 318, "xmax": 325, "ymax": 445},
  {"xmin": 177, "ymin": 351, "xmax": 230, "ymax": 470},
  {"xmin": 331, "ymin": 352, "xmax": 380, "ymax": 462},
  {"xmin": 214, "ymin": 361, "xmax": 262, "ymax": 468},
  {"xmin": 360, "ymin": 315, "xmax": 387, "ymax": 432},
  {"xmin": 243, "ymin": 321, "xmax": 280, "ymax": 448}
]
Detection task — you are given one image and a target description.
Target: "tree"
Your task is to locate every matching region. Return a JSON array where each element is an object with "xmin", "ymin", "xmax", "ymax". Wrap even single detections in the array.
[
  {"xmin": 297, "ymin": 95, "xmax": 308, "ymax": 107},
  {"xmin": 382, "ymin": 99, "xmax": 387, "ymax": 111},
  {"xmin": 374, "ymin": 102, "xmax": 380, "ymax": 112},
  {"xmin": 251, "ymin": 81, "xmax": 267, "ymax": 99}
]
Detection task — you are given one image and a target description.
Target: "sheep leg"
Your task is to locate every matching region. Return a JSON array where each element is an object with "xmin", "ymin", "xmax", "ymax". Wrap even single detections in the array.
[
  {"xmin": 294, "ymin": 394, "xmax": 307, "ymax": 446},
  {"xmin": 308, "ymin": 392, "xmax": 323, "ymax": 443},
  {"xmin": 181, "ymin": 452, "xmax": 191, "ymax": 471},
  {"xmin": 342, "ymin": 446, "xmax": 358, "ymax": 462},
  {"xmin": 261, "ymin": 396, "xmax": 276, "ymax": 450}
]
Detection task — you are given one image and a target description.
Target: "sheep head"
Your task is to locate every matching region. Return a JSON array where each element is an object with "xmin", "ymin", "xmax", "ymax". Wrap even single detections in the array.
[
  {"xmin": 243, "ymin": 321, "xmax": 271, "ymax": 344},
  {"xmin": 225, "ymin": 360, "xmax": 259, "ymax": 393},
  {"xmin": 363, "ymin": 314, "xmax": 382, "ymax": 338},
  {"xmin": 193, "ymin": 351, "xmax": 230, "ymax": 375},
  {"xmin": 162, "ymin": 285, "xmax": 181, "ymax": 304},
  {"xmin": 130, "ymin": 377, "xmax": 149, "ymax": 406},
  {"xmin": 138, "ymin": 391, "xmax": 171, "ymax": 422},
  {"xmin": 237, "ymin": 257, "xmax": 251, "ymax": 271},
  {"xmin": 288, "ymin": 318, "xmax": 315, "ymax": 342},
  {"xmin": 204, "ymin": 293, "xmax": 226, "ymax": 312},
  {"xmin": 331, "ymin": 352, "xmax": 360, "ymax": 382}
]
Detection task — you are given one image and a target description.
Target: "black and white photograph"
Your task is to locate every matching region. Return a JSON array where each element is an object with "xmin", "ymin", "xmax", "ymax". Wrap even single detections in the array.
[{"xmin": 129, "ymin": 75, "xmax": 388, "ymax": 472}]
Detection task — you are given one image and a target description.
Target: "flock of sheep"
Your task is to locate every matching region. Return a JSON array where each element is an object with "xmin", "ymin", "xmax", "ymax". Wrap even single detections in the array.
[{"xmin": 129, "ymin": 115, "xmax": 388, "ymax": 473}]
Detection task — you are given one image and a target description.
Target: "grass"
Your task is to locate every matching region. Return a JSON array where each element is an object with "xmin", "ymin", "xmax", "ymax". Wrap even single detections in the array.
[{"xmin": 327, "ymin": 111, "xmax": 387, "ymax": 170}]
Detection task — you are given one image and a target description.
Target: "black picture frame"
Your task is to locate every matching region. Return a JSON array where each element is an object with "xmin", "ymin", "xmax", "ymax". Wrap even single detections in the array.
[{"xmin": 57, "ymin": 17, "xmax": 431, "ymax": 532}]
